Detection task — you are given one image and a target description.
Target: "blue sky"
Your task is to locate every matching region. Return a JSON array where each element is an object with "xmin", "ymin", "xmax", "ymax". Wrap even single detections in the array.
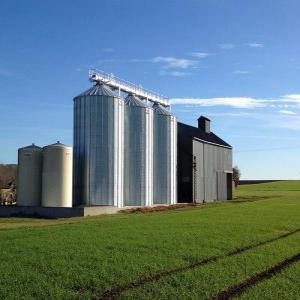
[{"xmin": 0, "ymin": 0, "xmax": 300, "ymax": 179}]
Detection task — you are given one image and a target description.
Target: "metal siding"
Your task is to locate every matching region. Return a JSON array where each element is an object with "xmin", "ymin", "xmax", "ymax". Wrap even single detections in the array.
[
  {"xmin": 170, "ymin": 119, "xmax": 177, "ymax": 204},
  {"xmin": 124, "ymin": 105, "xmax": 153, "ymax": 206},
  {"xmin": 153, "ymin": 112, "xmax": 177, "ymax": 204},
  {"xmin": 113, "ymin": 98, "xmax": 124, "ymax": 207},
  {"xmin": 217, "ymin": 171, "xmax": 227, "ymax": 200},
  {"xmin": 73, "ymin": 94, "xmax": 124, "ymax": 206},
  {"xmin": 192, "ymin": 140, "xmax": 204, "ymax": 203},
  {"xmin": 72, "ymin": 101, "xmax": 78, "ymax": 205},
  {"xmin": 192, "ymin": 139, "xmax": 232, "ymax": 203},
  {"xmin": 203, "ymin": 144, "xmax": 215, "ymax": 202},
  {"xmin": 146, "ymin": 108, "xmax": 154, "ymax": 206}
]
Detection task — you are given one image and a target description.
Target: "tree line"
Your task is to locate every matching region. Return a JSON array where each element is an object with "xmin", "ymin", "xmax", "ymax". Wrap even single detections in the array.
[{"xmin": 0, "ymin": 164, "xmax": 17, "ymax": 189}]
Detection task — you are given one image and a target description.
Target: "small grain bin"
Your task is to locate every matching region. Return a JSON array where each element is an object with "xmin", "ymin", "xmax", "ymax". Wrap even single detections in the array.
[
  {"xmin": 124, "ymin": 94, "xmax": 153, "ymax": 206},
  {"xmin": 17, "ymin": 144, "xmax": 42, "ymax": 206},
  {"xmin": 153, "ymin": 104, "xmax": 177, "ymax": 205},
  {"xmin": 42, "ymin": 142, "xmax": 72, "ymax": 207}
]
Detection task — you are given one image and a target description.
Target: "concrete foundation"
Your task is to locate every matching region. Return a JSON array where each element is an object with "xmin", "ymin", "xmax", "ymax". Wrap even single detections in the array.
[{"xmin": 0, "ymin": 205, "xmax": 120, "ymax": 219}]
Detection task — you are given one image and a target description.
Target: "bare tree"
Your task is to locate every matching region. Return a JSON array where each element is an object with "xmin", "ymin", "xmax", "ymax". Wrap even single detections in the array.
[
  {"xmin": 233, "ymin": 166, "xmax": 241, "ymax": 188},
  {"xmin": 0, "ymin": 164, "xmax": 17, "ymax": 189}
]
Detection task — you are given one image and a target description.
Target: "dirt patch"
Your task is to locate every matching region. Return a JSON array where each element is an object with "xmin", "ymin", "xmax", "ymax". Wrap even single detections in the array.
[
  {"xmin": 120, "ymin": 197, "xmax": 272, "ymax": 215},
  {"xmin": 214, "ymin": 252, "xmax": 300, "ymax": 300},
  {"xmin": 120, "ymin": 203, "xmax": 197, "ymax": 214},
  {"xmin": 95, "ymin": 228, "xmax": 300, "ymax": 299}
]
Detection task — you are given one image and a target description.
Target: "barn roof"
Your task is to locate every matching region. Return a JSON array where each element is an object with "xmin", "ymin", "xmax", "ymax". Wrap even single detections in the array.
[{"xmin": 178, "ymin": 122, "xmax": 232, "ymax": 148}]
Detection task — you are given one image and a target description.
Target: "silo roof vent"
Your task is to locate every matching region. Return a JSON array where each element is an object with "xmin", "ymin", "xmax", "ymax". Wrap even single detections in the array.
[
  {"xmin": 74, "ymin": 83, "xmax": 118, "ymax": 98},
  {"xmin": 21, "ymin": 144, "xmax": 41, "ymax": 150},
  {"xmin": 153, "ymin": 103, "xmax": 175, "ymax": 116},
  {"xmin": 44, "ymin": 141, "xmax": 68, "ymax": 148},
  {"xmin": 125, "ymin": 94, "xmax": 148, "ymax": 108}
]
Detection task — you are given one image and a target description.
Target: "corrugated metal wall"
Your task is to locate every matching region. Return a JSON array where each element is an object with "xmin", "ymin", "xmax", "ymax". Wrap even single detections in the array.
[
  {"xmin": 217, "ymin": 172, "xmax": 227, "ymax": 200},
  {"xmin": 124, "ymin": 100, "xmax": 153, "ymax": 206},
  {"xmin": 153, "ymin": 107, "xmax": 177, "ymax": 205},
  {"xmin": 192, "ymin": 139, "xmax": 232, "ymax": 203},
  {"xmin": 73, "ymin": 92, "xmax": 124, "ymax": 207},
  {"xmin": 192, "ymin": 141, "xmax": 204, "ymax": 202},
  {"xmin": 74, "ymin": 85, "xmax": 178, "ymax": 208}
]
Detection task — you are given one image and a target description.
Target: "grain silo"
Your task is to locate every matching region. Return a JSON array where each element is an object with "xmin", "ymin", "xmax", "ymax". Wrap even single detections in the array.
[
  {"xmin": 73, "ymin": 84, "xmax": 124, "ymax": 207},
  {"xmin": 124, "ymin": 94, "xmax": 153, "ymax": 206},
  {"xmin": 17, "ymin": 144, "xmax": 42, "ymax": 206},
  {"xmin": 153, "ymin": 104, "xmax": 177, "ymax": 205},
  {"xmin": 41, "ymin": 142, "xmax": 72, "ymax": 207}
]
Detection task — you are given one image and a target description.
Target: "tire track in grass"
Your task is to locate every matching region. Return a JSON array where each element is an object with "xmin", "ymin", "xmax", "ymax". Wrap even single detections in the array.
[
  {"xmin": 214, "ymin": 252, "xmax": 300, "ymax": 300},
  {"xmin": 95, "ymin": 228, "xmax": 300, "ymax": 299}
]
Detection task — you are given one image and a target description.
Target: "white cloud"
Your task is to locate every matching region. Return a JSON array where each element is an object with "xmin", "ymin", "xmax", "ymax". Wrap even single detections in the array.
[
  {"xmin": 159, "ymin": 70, "xmax": 190, "ymax": 77},
  {"xmin": 281, "ymin": 94, "xmax": 300, "ymax": 104},
  {"xmin": 248, "ymin": 43, "xmax": 264, "ymax": 48},
  {"xmin": 228, "ymin": 134, "xmax": 299, "ymax": 140},
  {"xmin": 189, "ymin": 52, "xmax": 210, "ymax": 58},
  {"xmin": 278, "ymin": 110, "xmax": 297, "ymax": 115},
  {"xmin": 152, "ymin": 56, "xmax": 198, "ymax": 69},
  {"xmin": 233, "ymin": 70, "xmax": 250, "ymax": 74},
  {"xmin": 284, "ymin": 94, "xmax": 300, "ymax": 99},
  {"xmin": 207, "ymin": 112, "xmax": 253, "ymax": 117},
  {"xmin": 170, "ymin": 93, "xmax": 300, "ymax": 109},
  {"xmin": 170, "ymin": 97, "xmax": 266, "ymax": 108},
  {"xmin": 270, "ymin": 115, "xmax": 300, "ymax": 130},
  {"xmin": 220, "ymin": 43, "xmax": 235, "ymax": 50},
  {"xmin": 277, "ymin": 104, "xmax": 292, "ymax": 108}
]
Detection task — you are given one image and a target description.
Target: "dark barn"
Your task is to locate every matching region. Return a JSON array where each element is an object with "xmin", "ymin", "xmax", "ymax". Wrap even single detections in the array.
[{"xmin": 177, "ymin": 116, "xmax": 233, "ymax": 203}]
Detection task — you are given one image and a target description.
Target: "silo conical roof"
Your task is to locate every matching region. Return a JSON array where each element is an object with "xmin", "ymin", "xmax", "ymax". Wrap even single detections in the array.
[
  {"xmin": 74, "ymin": 84, "xmax": 117, "ymax": 98},
  {"xmin": 44, "ymin": 141, "xmax": 69, "ymax": 149},
  {"xmin": 125, "ymin": 94, "xmax": 148, "ymax": 108},
  {"xmin": 20, "ymin": 143, "xmax": 42, "ymax": 150},
  {"xmin": 153, "ymin": 103, "xmax": 175, "ymax": 116}
]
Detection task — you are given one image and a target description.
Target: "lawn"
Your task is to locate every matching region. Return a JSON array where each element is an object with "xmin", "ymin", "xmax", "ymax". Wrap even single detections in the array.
[{"xmin": 0, "ymin": 181, "xmax": 299, "ymax": 299}]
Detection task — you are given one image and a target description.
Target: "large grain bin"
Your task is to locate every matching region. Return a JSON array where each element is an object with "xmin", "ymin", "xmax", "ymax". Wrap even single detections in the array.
[
  {"xmin": 124, "ymin": 94, "xmax": 153, "ymax": 206},
  {"xmin": 73, "ymin": 84, "xmax": 124, "ymax": 207},
  {"xmin": 153, "ymin": 104, "xmax": 177, "ymax": 205},
  {"xmin": 41, "ymin": 142, "xmax": 72, "ymax": 207},
  {"xmin": 17, "ymin": 144, "xmax": 42, "ymax": 206}
]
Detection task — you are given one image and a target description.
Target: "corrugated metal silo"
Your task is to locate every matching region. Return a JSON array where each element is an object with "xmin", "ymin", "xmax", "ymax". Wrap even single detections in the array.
[
  {"xmin": 153, "ymin": 104, "xmax": 177, "ymax": 205},
  {"xmin": 124, "ymin": 94, "xmax": 153, "ymax": 206},
  {"xmin": 41, "ymin": 142, "xmax": 72, "ymax": 207},
  {"xmin": 73, "ymin": 84, "xmax": 124, "ymax": 207},
  {"xmin": 17, "ymin": 144, "xmax": 42, "ymax": 206}
]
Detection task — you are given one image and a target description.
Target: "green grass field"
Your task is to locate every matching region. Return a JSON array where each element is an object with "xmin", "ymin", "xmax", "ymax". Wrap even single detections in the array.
[{"xmin": 1, "ymin": 181, "xmax": 300, "ymax": 299}]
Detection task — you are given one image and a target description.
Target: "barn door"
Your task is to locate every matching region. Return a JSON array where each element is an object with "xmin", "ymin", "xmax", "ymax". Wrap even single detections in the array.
[{"xmin": 217, "ymin": 171, "xmax": 227, "ymax": 201}]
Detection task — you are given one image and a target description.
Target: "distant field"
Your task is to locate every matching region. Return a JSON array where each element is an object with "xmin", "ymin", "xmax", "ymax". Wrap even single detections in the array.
[{"xmin": 0, "ymin": 181, "xmax": 300, "ymax": 299}]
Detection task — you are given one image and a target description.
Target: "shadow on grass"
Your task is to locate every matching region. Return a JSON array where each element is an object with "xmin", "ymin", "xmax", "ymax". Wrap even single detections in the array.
[{"xmin": 231, "ymin": 195, "xmax": 276, "ymax": 203}]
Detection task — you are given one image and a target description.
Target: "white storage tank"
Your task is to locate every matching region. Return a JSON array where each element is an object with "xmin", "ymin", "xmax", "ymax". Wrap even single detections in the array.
[
  {"xmin": 42, "ymin": 142, "xmax": 72, "ymax": 207},
  {"xmin": 17, "ymin": 144, "xmax": 42, "ymax": 206}
]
